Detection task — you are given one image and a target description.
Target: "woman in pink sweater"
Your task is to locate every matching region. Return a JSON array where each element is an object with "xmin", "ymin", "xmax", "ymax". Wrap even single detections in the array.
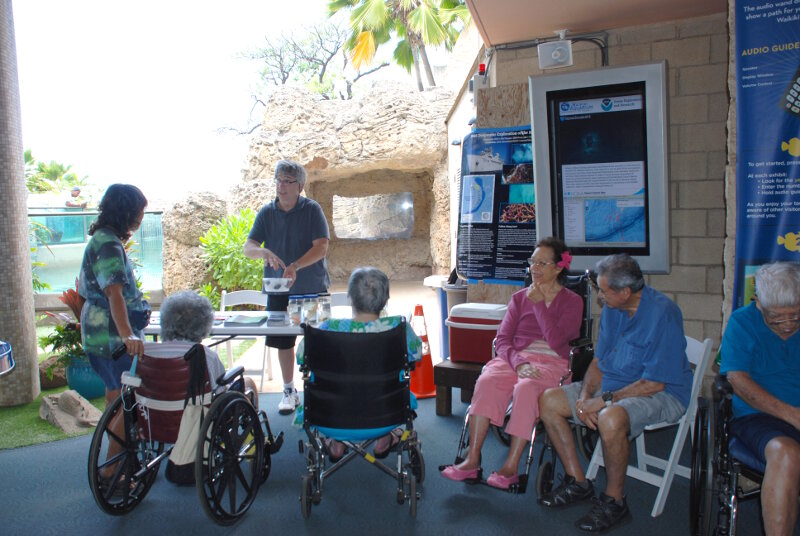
[{"xmin": 441, "ymin": 237, "xmax": 582, "ymax": 490}]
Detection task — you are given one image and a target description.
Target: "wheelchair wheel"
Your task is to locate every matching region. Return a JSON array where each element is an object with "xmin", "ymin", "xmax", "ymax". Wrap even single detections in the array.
[
  {"xmin": 407, "ymin": 473, "xmax": 417, "ymax": 517},
  {"xmin": 88, "ymin": 395, "xmax": 162, "ymax": 515},
  {"xmin": 196, "ymin": 391, "xmax": 264, "ymax": 526},
  {"xmin": 301, "ymin": 474, "xmax": 313, "ymax": 519},
  {"xmin": 536, "ymin": 460, "xmax": 555, "ymax": 497},
  {"xmin": 408, "ymin": 444, "xmax": 426, "ymax": 484},
  {"xmin": 576, "ymin": 425, "xmax": 598, "ymax": 463},
  {"xmin": 690, "ymin": 398, "xmax": 717, "ymax": 536}
]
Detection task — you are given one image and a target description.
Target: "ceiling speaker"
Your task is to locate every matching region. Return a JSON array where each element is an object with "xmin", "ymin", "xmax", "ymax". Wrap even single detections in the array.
[{"xmin": 537, "ymin": 40, "xmax": 573, "ymax": 70}]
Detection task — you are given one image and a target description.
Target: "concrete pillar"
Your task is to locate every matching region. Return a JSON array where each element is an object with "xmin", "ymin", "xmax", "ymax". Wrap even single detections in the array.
[{"xmin": 0, "ymin": 0, "xmax": 40, "ymax": 405}]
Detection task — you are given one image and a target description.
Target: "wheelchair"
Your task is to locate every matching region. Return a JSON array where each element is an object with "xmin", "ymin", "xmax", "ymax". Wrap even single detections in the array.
[
  {"xmin": 691, "ymin": 374, "xmax": 769, "ymax": 535},
  {"xmin": 298, "ymin": 322, "xmax": 424, "ymax": 518},
  {"xmin": 442, "ymin": 270, "xmax": 598, "ymax": 495},
  {"xmin": 87, "ymin": 342, "xmax": 283, "ymax": 526}
]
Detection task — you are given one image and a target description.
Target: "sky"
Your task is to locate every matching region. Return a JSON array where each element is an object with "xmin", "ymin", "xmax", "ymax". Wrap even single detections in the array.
[{"xmin": 11, "ymin": 0, "xmax": 367, "ymax": 207}]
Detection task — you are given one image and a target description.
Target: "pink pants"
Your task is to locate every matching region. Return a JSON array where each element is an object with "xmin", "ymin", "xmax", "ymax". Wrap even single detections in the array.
[{"xmin": 469, "ymin": 353, "xmax": 569, "ymax": 440}]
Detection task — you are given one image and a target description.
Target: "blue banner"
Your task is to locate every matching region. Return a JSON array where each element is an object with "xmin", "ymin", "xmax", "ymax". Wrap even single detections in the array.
[{"xmin": 734, "ymin": 1, "xmax": 800, "ymax": 307}]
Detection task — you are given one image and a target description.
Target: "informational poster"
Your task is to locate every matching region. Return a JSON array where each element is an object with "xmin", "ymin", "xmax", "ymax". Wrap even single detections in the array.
[
  {"xmin": 456, "ymin": 126, "xmax": 535, "ymax": 283},
  {"xmin": 734, "ymin": 1, "xmax": 800, "ymax": 307}
]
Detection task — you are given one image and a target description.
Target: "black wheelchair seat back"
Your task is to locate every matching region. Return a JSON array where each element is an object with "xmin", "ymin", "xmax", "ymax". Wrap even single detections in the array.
[{"xmin": 302, "ymin": 322, "xmax": 411, "ymax": 431}]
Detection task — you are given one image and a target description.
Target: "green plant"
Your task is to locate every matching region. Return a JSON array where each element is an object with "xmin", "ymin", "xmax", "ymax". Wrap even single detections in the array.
[
  {"xmin": 29, "ymin": 220, "xmax": 52, "ymax": 293},
  {"xmin": 198, "ymin": 283, "xmax": 222, "ymax": 311},
  {"xmin": 38, "ymin": 282, "xmax": 86, "ymax": 379},
  {"xmin": 199, "ymin": 208, "xmax": 263, "ymax": 302}
]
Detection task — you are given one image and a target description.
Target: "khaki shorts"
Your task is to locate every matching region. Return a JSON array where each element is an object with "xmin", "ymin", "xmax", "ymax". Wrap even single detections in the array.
[{"xmin": 561, "ymin": 381, "xmax": 686, "ymax": 438}]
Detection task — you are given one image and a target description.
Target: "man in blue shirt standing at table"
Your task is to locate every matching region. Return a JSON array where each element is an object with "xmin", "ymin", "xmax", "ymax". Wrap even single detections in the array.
[
  {"xmin": 721, "ymin": 262, "xmax": 800, "ymax": 536},
  {"xmin": 539, "ymin": 253, "xmax": 692, "ymax": 532},
  {"xmin": 244, "ymin": 159, "xmax": 330, "ymax": 415}
]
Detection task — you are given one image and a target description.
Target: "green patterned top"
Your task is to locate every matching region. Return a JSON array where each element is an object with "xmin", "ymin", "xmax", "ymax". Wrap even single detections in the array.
[{"xmin": 78, "ymin": 228, "xmax": 147, "ymax": 359}]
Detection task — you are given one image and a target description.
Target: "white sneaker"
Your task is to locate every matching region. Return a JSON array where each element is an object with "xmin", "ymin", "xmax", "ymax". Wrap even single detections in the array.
[{"xmin": 278, "ymin": 388, "xmax": 300, "ymax": 415}]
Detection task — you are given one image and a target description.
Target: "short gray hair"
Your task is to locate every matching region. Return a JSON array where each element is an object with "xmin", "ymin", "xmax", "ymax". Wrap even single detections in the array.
[
  {"xmin": 755, "ymin": 262, "xmax": 800, "ymax": 309},
  {"xmin": 348, "ymin": 267, "xmax": 390, "ymax": 316},
  {"xmin": 274, "ymin": 159, "xmax": 307, "ymax": 188},
  {"xmin": 595, "ymin": 253, "xmax": 645, "ymax": 292},
  {"xmin": 160, "ymin": 291, "xmax": 215, "ymax": 343}
]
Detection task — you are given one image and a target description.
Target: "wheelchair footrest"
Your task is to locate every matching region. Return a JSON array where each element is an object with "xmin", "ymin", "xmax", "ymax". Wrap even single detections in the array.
[{"xmin": 269, "ymin": 431, "xmax": 284, "ymax": 454}]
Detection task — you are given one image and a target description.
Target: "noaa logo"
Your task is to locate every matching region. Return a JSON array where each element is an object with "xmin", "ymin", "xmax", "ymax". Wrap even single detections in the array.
[
  {"xmin": 601, "ymin": 99, "xmax": 613, "ymax": 111},
  {"xmin": 560, "ymin": 102, "xmax": 571, "ymax": 112}
]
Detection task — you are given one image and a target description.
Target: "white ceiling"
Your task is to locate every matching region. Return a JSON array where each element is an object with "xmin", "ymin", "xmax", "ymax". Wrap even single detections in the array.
[{"xmin": 465, "ymin": 0, "xmax": 728, "ymax": 46}]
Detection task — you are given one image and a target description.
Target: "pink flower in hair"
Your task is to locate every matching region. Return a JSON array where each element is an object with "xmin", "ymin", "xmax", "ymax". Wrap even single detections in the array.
[{"xmin": 557, "ymin": 251, "xmax": 572, "ymax": 270}]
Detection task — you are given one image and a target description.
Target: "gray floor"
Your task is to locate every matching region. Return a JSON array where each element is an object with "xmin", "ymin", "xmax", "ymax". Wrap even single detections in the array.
[{"xmin": 0, "ymin": 391, "xmax": 775, "ymax": 535}]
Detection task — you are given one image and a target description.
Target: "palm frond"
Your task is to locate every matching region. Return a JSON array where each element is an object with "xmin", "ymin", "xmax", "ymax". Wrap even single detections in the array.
[
  {"xmin": 351, "ymin": 30, "xmax": 377, "ymax": 69},
  {"xmin": 393, "ymin": 39, "xmax": 415, "ymax": 73}
]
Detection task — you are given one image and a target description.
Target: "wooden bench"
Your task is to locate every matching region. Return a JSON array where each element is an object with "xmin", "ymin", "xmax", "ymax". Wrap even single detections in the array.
[{"xmin": 433, "ymin": 359, "xmax": 483, "ymax": 416}]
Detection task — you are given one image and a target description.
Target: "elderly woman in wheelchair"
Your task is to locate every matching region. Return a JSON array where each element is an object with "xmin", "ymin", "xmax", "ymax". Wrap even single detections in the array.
[
  {"xmin": 440, "ymin": 237, "xmax": 583, "ymax": 490},
  {"xmin": 88, "ymin": 290, "xmax": 282, "ymax": 526},
  {"xmin": 296, "ymin": 267, "xmax": 424, "ymax": 517},
  {"xmin": 694, "ymin": 261, "xmax": 800, "ymax": 536}
]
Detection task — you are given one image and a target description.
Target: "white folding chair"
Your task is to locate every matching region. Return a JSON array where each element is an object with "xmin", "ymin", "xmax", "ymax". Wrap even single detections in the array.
[
  {"xmin": 219, "ymin": 290, "xmax": 272, "ymax": 389},
  {"xmin": 585, "ymin": 336, "xmax": 714, "ymax": 517}
]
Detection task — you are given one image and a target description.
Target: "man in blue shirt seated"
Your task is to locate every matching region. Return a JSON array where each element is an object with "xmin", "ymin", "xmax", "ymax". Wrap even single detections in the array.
[
  {"xmin": 720, "ymin": 262, "xmax": 800, "ymax": 536},
  {"xmin": 538, "ymin": 254, "xmax": 692, "ymax": 532}
]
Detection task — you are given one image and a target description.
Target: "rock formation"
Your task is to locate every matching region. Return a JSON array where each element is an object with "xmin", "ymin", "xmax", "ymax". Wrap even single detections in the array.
[{"xmin": 161, "ymin": 80, "xmax": 454, "ymax": 294}]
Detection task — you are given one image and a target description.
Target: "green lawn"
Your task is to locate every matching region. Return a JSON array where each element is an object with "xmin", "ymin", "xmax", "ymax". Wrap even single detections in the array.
[
  {"xmin": 0, "ymin": 386, "xmax": 105, "ymax": 450},
  {"xmin": 1, "ymin": 339, "xmax": 256, "ymax": 450}
]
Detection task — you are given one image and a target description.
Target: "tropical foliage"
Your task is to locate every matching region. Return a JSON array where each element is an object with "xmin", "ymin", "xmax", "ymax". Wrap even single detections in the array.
[
  {"xmin": 25, "ymin": 149, "xmax": 87, "ymax": 194},
  {"xmin": 329, "ymin": 0, "xmax": 470, "ymax": 90},
  {"xmin": 38, "ymin": 281, "xmax": 86, "ymax": 379},
  {"xmin": 198, "ymin": 209, "xmax": 263, "ymax": 309}
]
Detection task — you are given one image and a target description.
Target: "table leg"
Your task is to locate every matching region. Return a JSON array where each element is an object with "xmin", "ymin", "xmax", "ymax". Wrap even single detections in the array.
[{"xmin": 436, "ymin": 385, "xmax": 452, "ymax": 416}]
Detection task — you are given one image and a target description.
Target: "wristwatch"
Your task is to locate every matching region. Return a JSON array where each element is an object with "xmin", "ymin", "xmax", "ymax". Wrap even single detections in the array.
[{"xmin": 602, "ymin": 391, "xmax": 614, "ymax": 407}]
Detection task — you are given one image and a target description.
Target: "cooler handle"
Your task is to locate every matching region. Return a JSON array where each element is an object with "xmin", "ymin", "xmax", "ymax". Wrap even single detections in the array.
[{"xmin": 445, "ymin": 319, "xmax": 500, "ymax": 331}]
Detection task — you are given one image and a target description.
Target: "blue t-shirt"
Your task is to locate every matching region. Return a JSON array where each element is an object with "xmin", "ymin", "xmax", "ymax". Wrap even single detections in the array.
[
  {"xmin": 720, "ymin": 302, "xmax": 800, "ymax": 419},
  {"xmin": 248, "ymin": 196, "xmax": 330, "ymax": 294},
  {"xmin": 595, "ymin": 285, "xmax": 692, "ymax": 407}
]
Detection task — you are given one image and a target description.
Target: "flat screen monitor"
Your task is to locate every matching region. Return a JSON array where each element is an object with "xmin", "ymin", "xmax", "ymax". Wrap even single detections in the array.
[{"xmin": 529, "ymin": 62, "xmax": 669, "ymax": 273}]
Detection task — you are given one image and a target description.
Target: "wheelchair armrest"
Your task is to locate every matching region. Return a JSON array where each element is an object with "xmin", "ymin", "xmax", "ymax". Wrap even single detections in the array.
[
  {"xmin": 713, "ymin": 374, "xmax": 734, "ymax": 400},
  {"xmin": 569, "ymin": 337, "xmax": 593, "ymax": 349},
  {"xmin": 217, "ymin": 365, "xmax": 245, "ymax": 387}
]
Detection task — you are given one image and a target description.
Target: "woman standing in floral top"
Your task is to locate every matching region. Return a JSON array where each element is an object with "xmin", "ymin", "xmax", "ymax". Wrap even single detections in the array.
[
  {"xmin": 78, "ymin": 183, "xmax": 150, "ymax": 402},
  {"xmin": 295, "ymin": 266, "xmax": 422, "ymax": 461}
]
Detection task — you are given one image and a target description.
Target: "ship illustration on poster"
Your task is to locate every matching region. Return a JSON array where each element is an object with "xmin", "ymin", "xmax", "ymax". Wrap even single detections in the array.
[{"xmin": 466, "ymin": 147, "xmax": 504, "ymax": 172}]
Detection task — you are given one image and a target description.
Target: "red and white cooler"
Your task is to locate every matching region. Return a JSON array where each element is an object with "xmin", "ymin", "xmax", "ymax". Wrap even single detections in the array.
[{"xmin": 445, "ymin": 303, "xmax": 508, "ymax": 364}]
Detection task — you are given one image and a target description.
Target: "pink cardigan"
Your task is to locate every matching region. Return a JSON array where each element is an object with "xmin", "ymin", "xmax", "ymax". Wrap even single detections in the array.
[{"xmin": 494, "ymin": 286, "xmax": 583, "ymax": 371}]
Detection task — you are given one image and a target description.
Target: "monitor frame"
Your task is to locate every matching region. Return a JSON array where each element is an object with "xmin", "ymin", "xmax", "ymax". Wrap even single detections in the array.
[{"xmin": 529, "ymin": 61, "xmax": 670, "ymax": 273}]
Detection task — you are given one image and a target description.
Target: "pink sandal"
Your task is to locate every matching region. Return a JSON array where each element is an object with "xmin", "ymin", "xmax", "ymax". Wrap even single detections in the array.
[
  {"xmin": 441, "ymin": 465, "xmax": 480, "ymax": 482},
  {"xmin": 487, "ymin": 471, "xmax": 519, "ymax": 490}
]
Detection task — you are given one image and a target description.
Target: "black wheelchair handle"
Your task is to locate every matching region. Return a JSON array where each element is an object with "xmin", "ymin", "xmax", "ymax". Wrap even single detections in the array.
[{"xmin": 112, "ymin": 344, "xmax": 127, "ymax": 360}]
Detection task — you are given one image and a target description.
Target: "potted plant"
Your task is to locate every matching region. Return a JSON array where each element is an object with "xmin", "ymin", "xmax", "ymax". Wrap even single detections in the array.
[{"xmin": 39, "ymin": 281, "xmax": 105, "ymax": 399}]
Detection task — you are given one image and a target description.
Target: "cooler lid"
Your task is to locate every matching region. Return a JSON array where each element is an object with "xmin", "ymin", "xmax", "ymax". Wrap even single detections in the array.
[{"xmin": 449, "ymin": 302, "xmax": 507, "ymax": 320}]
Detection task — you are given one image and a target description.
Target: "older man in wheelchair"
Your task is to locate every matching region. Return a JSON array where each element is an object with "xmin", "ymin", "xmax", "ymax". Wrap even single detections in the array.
[
  {"xmin": 296, "ymin": 267, "xmax": 425, "ymax": 517},
  {"xmin": 88, "ymin": 290, "xmax": 282, "ymax": 526},
  {"xmin": 701, "ymin": 262, "xmax": 800, "ymax": 536}
]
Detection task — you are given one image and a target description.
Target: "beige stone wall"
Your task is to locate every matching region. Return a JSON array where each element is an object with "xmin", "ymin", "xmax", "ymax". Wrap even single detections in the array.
[{"xmin": 469, "ymin": 13, "xmax": 728, "ymax": 346}]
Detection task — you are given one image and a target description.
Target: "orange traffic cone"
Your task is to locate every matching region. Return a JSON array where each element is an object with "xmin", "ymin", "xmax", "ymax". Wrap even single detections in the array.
[{"xmin": 409, "ymin": 304, "xmax": 436, "ymax": 399}]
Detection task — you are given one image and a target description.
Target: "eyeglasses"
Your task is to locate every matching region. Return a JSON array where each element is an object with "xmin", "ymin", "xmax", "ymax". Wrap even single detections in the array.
[
  {"xmin": 764, "ymin": 315, "xmax": 800, "ymax": 326},
  {"xmin": 275, "ymin": 178, "xmax": 298, "ymax": 186},
  {"xmin": 528, "ymin": 259, "xmax": 555, "ymax": 268}
]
